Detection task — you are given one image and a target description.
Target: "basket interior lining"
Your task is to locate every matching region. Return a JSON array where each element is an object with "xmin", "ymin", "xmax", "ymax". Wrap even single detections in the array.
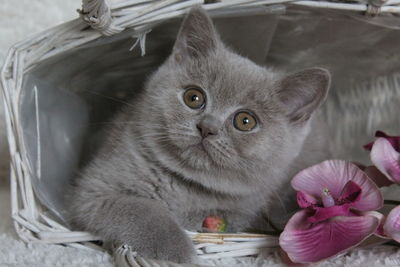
[{"xmin": 19, "ymin": 8, "xmax": 400, "ymax": 222}]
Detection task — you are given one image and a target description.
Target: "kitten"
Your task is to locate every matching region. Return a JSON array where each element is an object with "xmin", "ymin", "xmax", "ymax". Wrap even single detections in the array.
[{"xmin": 69, "ymin": 7, "xmax": 331, "ymax": 263}]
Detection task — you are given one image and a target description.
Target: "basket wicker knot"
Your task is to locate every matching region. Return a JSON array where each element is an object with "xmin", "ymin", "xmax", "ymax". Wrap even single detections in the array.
[
  {"xmin": 366, "ymin": 0, "xmax": 388, "ymax": 16},
  {"xmin": 78, "ymin": 0, "xmax": 123, "ymax": 36}
]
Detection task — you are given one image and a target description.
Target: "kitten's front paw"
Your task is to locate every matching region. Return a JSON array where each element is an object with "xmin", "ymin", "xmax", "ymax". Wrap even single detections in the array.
[
  {"xmin": 115, "ymin": 245, "xmax": 199, "ymax": 266},
  {"xmin": 113, "ymin": 226, "xmax": 196, "ymax": 264},
  {"xmin": 151, "ymin": 231, "xmax": 196, "ymax": 263}
]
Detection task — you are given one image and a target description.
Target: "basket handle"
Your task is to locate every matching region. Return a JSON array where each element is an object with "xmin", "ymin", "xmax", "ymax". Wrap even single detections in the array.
[
  {"xmin": 78, "ymin": 0, "xmax": 396, "ymax": 35},
  {"xmin": 78, "ymin": 0, "xmax": 123, "ymax": 36}
]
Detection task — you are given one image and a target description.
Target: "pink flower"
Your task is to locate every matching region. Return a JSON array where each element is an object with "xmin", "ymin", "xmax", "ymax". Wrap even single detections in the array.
[
  {"xmin": 365, "ymin": 131, "xmax": 400, "ymax": 243},
  {"xmin": 384, "ymin": 205, "xmax": 400, "ymax": 243},
  {"xmin": 279, "ymin": 160, "xmax": 383, "ymax": 263},
  {"xmin": 365, "ymin": 131, "xmax": 400, "ymax": 183}
]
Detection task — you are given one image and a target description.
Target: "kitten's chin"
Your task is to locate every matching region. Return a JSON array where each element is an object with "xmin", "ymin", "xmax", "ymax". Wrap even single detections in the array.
[
  {"xmin": 180, "ymin": 143, "xmax": 214, "ymax": 170},
  {"xmin": 155, "ymin": 142, "xmax": 259, "ymax": 195},
  {"xmin": 180, "ymin": 140, "xmax": 236, "ymax": 170}
]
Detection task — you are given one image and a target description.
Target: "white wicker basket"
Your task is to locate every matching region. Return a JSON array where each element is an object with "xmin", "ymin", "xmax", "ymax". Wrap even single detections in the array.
[{"xmin": 2, "ymin": 0, "xmax": 400, "ymax": 265}]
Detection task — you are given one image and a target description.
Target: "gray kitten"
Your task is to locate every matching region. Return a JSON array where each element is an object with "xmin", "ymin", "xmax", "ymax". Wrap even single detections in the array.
[{"xmin": 69, "ymin": 7, "xmax": 331, "ymax": 264}]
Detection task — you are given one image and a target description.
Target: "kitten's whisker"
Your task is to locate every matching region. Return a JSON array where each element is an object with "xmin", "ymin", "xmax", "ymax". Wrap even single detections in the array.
[
  {"xmin": 206, "ymin": 143, "xmax": 231, "ymax": 168},
  {"xmin": 215, "ymin": 140, "xmax": 235, "ymax": 156},
  {"xmin": 135, "ymin": 132, "xmax": 168, "ymax": 138},
  {"xmin": 167, "ymin": 132, "xmax": 198, "ymax": 139}
]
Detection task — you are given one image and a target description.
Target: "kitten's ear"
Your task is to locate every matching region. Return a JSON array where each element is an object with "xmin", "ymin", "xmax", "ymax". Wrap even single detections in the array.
[
  {"xmin": 172, "ymin": 7, "xmax": 220, "ymax": 61},
  {"xmin": 276, "ymin": 68, "xmax": 330, "ymax": 123}
]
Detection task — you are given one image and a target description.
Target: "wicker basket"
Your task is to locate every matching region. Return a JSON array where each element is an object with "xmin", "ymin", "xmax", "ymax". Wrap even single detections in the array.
[{"xmin": 2, "ymin": 0, "xmax": 400, "ymax": 265}]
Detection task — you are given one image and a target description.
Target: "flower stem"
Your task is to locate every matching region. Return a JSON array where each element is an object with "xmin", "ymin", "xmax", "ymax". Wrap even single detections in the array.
[{"xmin": 384, "ymin": 199, "xmax": 400, "ymax": 206}]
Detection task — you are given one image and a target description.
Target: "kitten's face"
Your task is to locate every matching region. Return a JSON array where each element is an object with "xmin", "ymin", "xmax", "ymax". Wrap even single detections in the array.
[
  {"xmin": 145, "ymin": 49, "xmax": 282, "ymax": 171},
  {"xmin": 135, "ymin": 8, "xmax": 330, "ymax": 193}
]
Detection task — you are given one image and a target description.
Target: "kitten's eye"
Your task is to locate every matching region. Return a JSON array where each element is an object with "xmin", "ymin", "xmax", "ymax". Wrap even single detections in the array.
[
  {"xmin": 183, "ymin": 87, "xmax": 206, "ymax": 109},
  {"xmin": 234, "ymin": 111, "xmax": 257, "ymax": 131}
]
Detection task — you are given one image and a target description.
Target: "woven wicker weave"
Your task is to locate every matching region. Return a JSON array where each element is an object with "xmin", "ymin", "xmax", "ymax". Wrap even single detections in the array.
[{"xmin": 2, "ymin": 0, "xmax": 400, "ymax": 265}]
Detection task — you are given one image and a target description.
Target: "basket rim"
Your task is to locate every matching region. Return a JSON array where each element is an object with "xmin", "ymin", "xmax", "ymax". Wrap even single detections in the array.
[{"xmin": 2, "ymin": 0, "xmax": 400, "ymax": 261}]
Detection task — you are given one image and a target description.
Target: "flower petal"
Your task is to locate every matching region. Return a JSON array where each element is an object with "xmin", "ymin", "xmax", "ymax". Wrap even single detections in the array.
[
  {"xmin": 364, "ymin": 131, "xmax": 389, "ymax": 151},
  {"xmin": 279, "ymin": 248, "xmax": 317, "ymax": 267},
  {"xmin": 370, "ymin": 138, "xmax": 400, "ymax": 183},
  {"xmin": 376, "ymin": 131, "xmax": 400, "ymax": 153},
  {"xmin": 383, "ymin": 205, "xmax": 400, "ymax": 243},
  {"xmin": 280, "ymin": 210, "xmax": 379, "ymax": 263},
  {"xmin": 364, "ymin": 142, "xmax": 375, "ymax": 151},
  {"xmin": 375, "ymin": 131, "xmax": 389, "ymax": 138},
  {"xmin": 338, "ymin": 181, "xmax": 361, "ymax": 204},
  {"xmin": 291, "ymin": 160, "xmax": 383, "ymax": 211},
  {"xmin": 297, "ymin": 191, "xmax": 318, "ymax": 209},
  {"xmin": 357, "ymin": 211, "xmax": 388, "ymax": 239},
  {"xmin": 308, "ymin": 205, "xmax": 351, "ymax": 223}
]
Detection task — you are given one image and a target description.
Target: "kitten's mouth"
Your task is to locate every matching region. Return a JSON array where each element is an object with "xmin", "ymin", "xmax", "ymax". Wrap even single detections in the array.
[
  {"xmin": 185, "ymin": 140, "xmax": 214, "ymax": 162},
  {"xmin": 192, "ymin": 141, "xmax": 210, "ymax": 155},
  {"xmin": 181, "ymin": 139, "xmax": 229, "ymax": 169}
]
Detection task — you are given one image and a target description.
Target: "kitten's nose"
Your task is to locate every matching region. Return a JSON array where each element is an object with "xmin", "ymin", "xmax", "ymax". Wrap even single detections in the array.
[{"xmin": 197, "ymin": 115, "xmax": 220, "ymax": 138}]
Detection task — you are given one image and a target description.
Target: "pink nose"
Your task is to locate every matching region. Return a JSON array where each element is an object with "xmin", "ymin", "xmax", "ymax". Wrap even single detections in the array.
[{"xmin": 196, "ymin": 116, "xmax": 220, "ymax": 138}]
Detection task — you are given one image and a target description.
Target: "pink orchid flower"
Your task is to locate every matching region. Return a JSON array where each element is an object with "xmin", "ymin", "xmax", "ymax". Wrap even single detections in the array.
[
  {"xmin": 365, "ymin": 131, "xmax": 400, "ymax": 243},
  {"xmin": 383, "ymin": 205, "xmax": 400, "ymax": 243},
  {"xmin": 279, "ymin": 160, "xmax": 383, "ymax": 263},
  {"xmin": 365, "ymin": 131, "xmax": 400, "ymax": 184}
]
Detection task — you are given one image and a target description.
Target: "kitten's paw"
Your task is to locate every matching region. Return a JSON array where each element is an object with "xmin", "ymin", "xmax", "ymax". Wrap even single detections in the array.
[
  {"xmin": 114, "ymin": 244, "xmax": 198, "ymax": 266},
  {"xmin": 152, "ymin": 236, "xmax": 197, "ymax": 264},
  {"xmin": 113, "ymin": 228, "xmax": 196, "ymax": 263}
]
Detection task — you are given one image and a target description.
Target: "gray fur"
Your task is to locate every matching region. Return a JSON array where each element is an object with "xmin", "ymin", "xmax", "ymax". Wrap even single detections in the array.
[{"xmin": 68, "ymin": 7, "xmax": 331, "ymax": 263}]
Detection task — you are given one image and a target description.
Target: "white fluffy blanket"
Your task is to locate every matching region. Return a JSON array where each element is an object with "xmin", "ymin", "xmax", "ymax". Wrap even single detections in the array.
[{"xmin": 0, "ymin": 1, "xmax": 399, "ymax": 266}]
